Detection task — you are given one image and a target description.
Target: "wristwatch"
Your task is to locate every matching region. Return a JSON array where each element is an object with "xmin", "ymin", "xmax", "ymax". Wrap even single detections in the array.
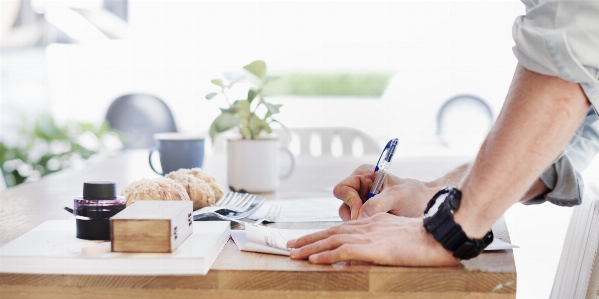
[{"xmin": 423, "ymin": 186, "xmax": 493, "ymax": 260}]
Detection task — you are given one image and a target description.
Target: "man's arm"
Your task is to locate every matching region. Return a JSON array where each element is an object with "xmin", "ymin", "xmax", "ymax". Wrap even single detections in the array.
[
  {"xmin": 287, "ymin": 65, "xmax": 591, "ymax": 266},
  {"xmin": 454, "ymin": 65, "xmax": 591, "ymax": 238}
]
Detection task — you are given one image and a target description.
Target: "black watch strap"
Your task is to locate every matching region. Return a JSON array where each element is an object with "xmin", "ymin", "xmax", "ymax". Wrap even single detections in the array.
[{"xmin": 423, "ymin": 187, "xmax": 494, "ymax": 260}]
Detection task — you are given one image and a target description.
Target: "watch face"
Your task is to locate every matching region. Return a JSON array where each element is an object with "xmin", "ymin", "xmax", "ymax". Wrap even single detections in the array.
[{"xmin": 423, "ymin": 192, "xmax": 448, "ymax": 219}]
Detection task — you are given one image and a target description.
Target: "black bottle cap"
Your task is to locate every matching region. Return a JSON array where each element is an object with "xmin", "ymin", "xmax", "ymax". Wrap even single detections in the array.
[{"xmin": 83, "ymin": 181, "xmax": 116, "ymax": 199}]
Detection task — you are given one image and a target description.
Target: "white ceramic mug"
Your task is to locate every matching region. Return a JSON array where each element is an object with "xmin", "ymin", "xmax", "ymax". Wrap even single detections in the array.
[{"xmin": 227, "ymin": 138, "xmax": 295, "ymax": 193}]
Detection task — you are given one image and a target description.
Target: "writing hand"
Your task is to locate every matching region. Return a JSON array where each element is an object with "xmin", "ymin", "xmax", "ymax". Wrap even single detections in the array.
[{"xmin": 334, "ymin": 165, "xmax": 437, "ymax": 220}]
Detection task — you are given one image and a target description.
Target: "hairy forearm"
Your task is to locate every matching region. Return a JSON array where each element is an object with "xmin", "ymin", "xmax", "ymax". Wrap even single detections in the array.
[{"xmin": 454, "ymin": 65, "xmax": 591, "ymax": 238}]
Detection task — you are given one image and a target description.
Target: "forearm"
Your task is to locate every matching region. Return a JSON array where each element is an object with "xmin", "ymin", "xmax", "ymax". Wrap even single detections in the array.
[
  {"xmin": 424, "ymin": 163, "xmax": 472, "ymax": 189},
  {"xmin": 454, "ymin": 65, "xmax": 591, "ymax": 238},
  {"xmin": 424, "ymin": 162, "xmax": 548, "ymax": 202}
]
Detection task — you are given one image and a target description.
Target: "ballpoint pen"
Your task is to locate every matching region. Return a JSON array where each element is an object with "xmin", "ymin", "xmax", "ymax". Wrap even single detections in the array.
[{"xmin": 366, "ymin": 138, "xmax": 399, "ymax": 201}]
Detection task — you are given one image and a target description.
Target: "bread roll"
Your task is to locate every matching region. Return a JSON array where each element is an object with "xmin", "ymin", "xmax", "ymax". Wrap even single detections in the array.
[
  {"xmin": 166, "ymin": 172, "xmax": 216, "ymax": 210},
  {"xmin": 166, "ymin": 168, "xmax": 225, "ymax": 201},
  {"xmin": 120, "ymin": 177, "xmax": 190, "ymax": 207}
]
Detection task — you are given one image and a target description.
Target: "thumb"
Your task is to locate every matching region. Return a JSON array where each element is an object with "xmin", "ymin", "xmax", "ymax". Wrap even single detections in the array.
[
  {"xmin": 357, "ymin": 196, "xmax": 393, "ymax": 219},
  {"xmin": 346, "ymin": 194, "xmax": 363, "ymax": 220}
]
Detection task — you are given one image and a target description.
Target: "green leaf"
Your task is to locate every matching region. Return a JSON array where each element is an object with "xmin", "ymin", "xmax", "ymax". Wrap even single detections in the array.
[
  {"xmin": 230, "ymin": 100, "xmax": 251, "ymax": 118},
  {"xmin": 209, "ymin": 121, "xmax": 217, "ymax": 142},
  {"xmin": 220, "ymin": 107, "xmax": 237, "ymax": 114},
  {"xmin": 209, "ymin": 113, "xmax": 241, "ymax": 141},
  {"xmin": 243, "ymin": 60, "xmax": 267, "ymax": 80},
  {"xmin": 214, "ymin": 113, "xmax": 242, "ymax": 132},
  {"xmin": 247, "ymin": 89, "xmax": 259, "ymax": 104},
  {"xmin": 239, "ymin": 122, "xmax": 253, "ymax": 139},
  {"xmin": 209, "ymin": 121, "xmax": 218, "ymax": 142},
  {"xmin": 248, "ymin": 114, "xmax": 270, "ymax": 138},
  {"xmin": 264, "ymin": 103, "xmax": 282, "ymax": 115},
  {"xmin": 206, "ymin": 92, "xmax": 218, "ymax": 100},
  {"xmin": 263, "ymin": 123, "xmax": 272, "ymax": 134},
  {"xmin": 211, "ymin": 79, "xmax": 224, "ymax": 87}
]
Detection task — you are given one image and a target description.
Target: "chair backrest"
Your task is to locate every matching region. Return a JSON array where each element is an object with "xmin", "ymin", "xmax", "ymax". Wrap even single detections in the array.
[
  {"xmin": 105, "ymin": 94, "xmax": 177, "ymax": 149},
  {"xmin": 277, "ymin": 127, "xmax": 381, "ymax": 158},
  {"xmin": 210, "ymin": 127, "xmax": 381, "ymax": 158}
]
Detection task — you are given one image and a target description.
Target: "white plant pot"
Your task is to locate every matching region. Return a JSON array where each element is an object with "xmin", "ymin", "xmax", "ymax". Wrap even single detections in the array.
[{"xmin": 227, "ymin": 138, "xmax": 295, "ymax": 193}]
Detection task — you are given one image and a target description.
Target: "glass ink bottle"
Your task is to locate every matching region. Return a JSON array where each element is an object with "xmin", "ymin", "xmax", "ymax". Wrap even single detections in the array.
[{"xmin": 74, "ymin": 181, "xmax": 126, "ymax": 240}]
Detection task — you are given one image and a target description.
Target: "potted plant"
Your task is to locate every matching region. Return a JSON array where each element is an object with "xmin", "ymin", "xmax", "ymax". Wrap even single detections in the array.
[
  {"xmin": 205, "ymin": 60, "xmax": 294, "ymax": 193},
  {"xmin": 206, "ymin": 60, "xmax": 282, "ymax": 141}
]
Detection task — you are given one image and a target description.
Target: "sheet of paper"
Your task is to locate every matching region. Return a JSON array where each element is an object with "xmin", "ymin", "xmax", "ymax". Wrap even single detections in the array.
[
  {"xmin": 247, "ymin": 197, "xmax": 343, "ymax": 222},
  {"xmin": 231, "ymin": 225, "xmax": 519, "ymax": 255},
  {"xmin": 231, "ymin": 225, "xmax": 320, "ymax": 256},
  {"xmin": 486, "ymin": 238, "xmax": 519, "ymax": 251},
  {"xmin": 230, "ymin": 224, "xmax": 517, "ymax": 256}
]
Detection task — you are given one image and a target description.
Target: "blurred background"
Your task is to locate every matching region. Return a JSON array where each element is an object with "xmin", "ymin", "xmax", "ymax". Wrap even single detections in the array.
[{"xmin": 1, "ymin": 1, "xmax": 597, "ymax": 298}]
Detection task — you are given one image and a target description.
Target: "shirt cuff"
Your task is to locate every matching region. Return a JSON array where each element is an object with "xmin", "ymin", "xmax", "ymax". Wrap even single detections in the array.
[{"xmin": 525, "ymin": 154, "xmax": 584, "ymax": 207}]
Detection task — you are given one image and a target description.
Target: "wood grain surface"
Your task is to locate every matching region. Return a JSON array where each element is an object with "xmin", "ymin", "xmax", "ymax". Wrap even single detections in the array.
[{"xmin": 0, "ymin": 150, "xmax": 515, "ymax": 298}]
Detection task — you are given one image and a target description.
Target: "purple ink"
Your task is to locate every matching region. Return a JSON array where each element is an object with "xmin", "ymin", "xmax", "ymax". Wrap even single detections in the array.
[{"xmin": 74, "ymin": 181, "xmax": 126, "ymax": 240}]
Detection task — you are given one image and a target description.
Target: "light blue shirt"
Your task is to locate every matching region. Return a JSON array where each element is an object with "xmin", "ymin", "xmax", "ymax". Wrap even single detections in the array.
[{"xmin": 513, "ymin": 0, "xmax": 599, "ymax": 206}]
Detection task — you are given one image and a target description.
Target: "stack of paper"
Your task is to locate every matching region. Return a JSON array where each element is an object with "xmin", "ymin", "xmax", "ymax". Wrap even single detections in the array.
[
  {"xmin": 550, "ymin": 186, "xmax": 599, "ymax": 299},
  {"xmin": 0, "ymin": 220, "xmax": 230, "ymax": 275},
  {"xmin": 248, "ymin": 197, "xmax": 343, "ymax": 222}
]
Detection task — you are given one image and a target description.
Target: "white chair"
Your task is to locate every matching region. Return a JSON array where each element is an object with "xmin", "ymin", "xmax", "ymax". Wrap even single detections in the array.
[
  {"xmin": 550, "ymin": 182, "xmax": 599, "ymax": 299},
  {"xmin": 209, "ymin": 127, "xmax": 381, "ymax": 158},
  {"xmin": 277, "ymin": 127, "xmax": 381, "ymax": 158}
]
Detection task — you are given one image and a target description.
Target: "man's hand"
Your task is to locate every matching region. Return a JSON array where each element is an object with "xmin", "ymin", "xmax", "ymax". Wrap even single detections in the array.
[
  {"xmin": 287, "ymin": 213, "xmax": 459, "ymax": 266},
  {"xmin": 333, "ymin": 164, "xmax": 437, "ymax": 220}
]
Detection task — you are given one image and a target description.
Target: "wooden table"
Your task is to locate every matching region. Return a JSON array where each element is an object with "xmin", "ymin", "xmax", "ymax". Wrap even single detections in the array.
[{"xmin": 0, "ymin": 150, "xmax": 516, "ymax": 298}]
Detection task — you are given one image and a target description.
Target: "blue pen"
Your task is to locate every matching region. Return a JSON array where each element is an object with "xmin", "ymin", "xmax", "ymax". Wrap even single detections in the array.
[{"xmin": 366, "ymin": 138, "xmax": 399, "ymax": 201}]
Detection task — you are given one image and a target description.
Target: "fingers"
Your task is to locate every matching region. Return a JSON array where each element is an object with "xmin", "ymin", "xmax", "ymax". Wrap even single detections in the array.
[
  {"xmin": 289, "ymin": 234, "xmax": 364, "ymax": 260},
  {"xmin": 287, "ymin": 228, "xmax": 332, "ymax": 249},
  {"xmin": 333, "ymin": 179, "xmax": 364, "ymax": 220},
  {"xmin": 357, "ymin": 194, "xmax": 396, "ymax": 220},
  {"xmin": 308, "ymin": 244, "xmax": 371, "ymax": 264},
  {"xmin": 333, "ymin": 171, "xmax": 376, "ymax": 220},
  {"xmin": 287, "ymin": 223, "xmax": 363, "ymax": 249},
  {"xmin": 338, "ymin": 203, "xmax": 351, "ymax": 221}
]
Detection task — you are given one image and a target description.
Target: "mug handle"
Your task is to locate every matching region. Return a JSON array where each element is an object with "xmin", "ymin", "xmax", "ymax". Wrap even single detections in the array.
[
  {"xmin": 279, "ymin": 146, "xmax": 295, "ymax": 179},
  {"xmin": 148, "ymin": 147, "xmax": 163, "ymax": 175}
]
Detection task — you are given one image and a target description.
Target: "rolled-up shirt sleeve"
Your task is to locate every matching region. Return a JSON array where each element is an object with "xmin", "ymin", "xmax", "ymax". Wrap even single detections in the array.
[
  {"xmin": 512, "ymin": 0, "xmax": 599, "ymax": 113},
  {"xmin": 526, "ymin": 108, "xmax": 599, "ymax": 206},
  {"xmin": 513, "ymin": 0, "xmax": 599, "ymax": 206}
]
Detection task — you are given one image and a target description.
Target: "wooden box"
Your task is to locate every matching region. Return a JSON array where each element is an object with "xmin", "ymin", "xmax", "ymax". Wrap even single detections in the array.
[{"xmin": 110, "ymin": 201, "xmax": 193, "ymax": 253}]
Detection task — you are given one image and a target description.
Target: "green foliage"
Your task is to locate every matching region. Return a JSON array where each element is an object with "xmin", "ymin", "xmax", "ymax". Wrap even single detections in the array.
[
  {"xmin": 264, "ymin": 72, "xmax": 392, "ymax": 97},
  {"xmin": 0, "ymin": 115, "xmax": 123, "ymax": 187},
  {"xmin": 206, "ymin": 60, "xmax": 284, "ymax": 141}
]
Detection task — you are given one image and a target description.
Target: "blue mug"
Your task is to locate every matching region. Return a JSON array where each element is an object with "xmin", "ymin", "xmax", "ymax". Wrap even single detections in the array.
[{"xmin": 148, "ymin": 133, "xmax": 205, "ymax": 175}]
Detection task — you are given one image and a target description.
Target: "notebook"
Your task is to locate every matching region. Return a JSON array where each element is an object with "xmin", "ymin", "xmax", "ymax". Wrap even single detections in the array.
[
  {"xmin": 550, "ymin": 187, "xmax": 599, "ymax": 299},
  {"xmin": 0, "ymin": 220, "xmax": 230, "ymax": 275}
]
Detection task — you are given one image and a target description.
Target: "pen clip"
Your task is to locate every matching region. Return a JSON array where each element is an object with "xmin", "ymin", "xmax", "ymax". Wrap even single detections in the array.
[
  {"xmin": 374, "ymin": 139, "xmax": 394, "ymax": 172},
  {"xmin": 385, "ymin": 138, "xmax": 398, "ymax": 162}
]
